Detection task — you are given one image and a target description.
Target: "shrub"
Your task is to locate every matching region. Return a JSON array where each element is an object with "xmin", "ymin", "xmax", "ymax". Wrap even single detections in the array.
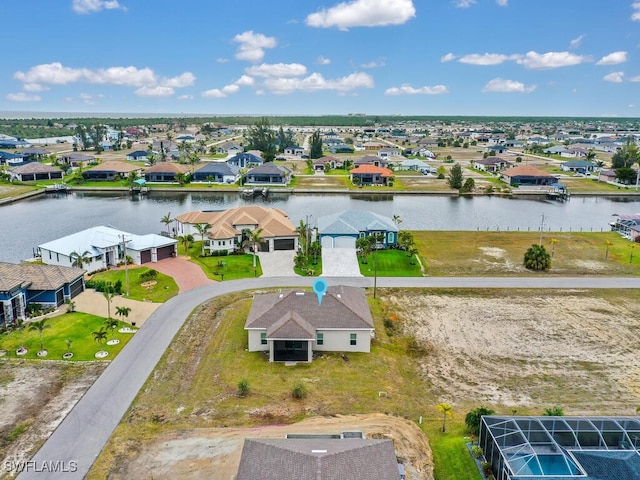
[
  {"xmin": 523, "ymin": 244, "xmax": 551, "ymax": 271},
  {"xmin": 237, "ymin": 378, "xmax": 250, "ymax": 397},
  {"xmin": 292, "ymin": 381, "xmax": 307, "ymax": 399},
  {"xmin": 481, "ymin": 461, "xmax": 493, "ymax": 477},
  {"xmin": 543, "ymin": 406, "xmax": 565, "ymax": 416},
  {"xmin": 465, "ymin": 406, "xmax": 496, "ymax": 435},
  {"xmin": 140, "ymin": 269, "xmax": 158, "ymax": 281},
  {"xmin": 485, "ymin": 185, "xmax": 494, "ymax": 193},
  {"xmin": 471, "ymin": 445, "xmax": 484, "ymax": 459}
]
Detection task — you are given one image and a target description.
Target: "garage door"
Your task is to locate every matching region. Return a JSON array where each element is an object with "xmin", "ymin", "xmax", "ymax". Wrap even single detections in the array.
[
  {"xmin": 273, "ymin": 238, "xmax": 294, "ymax": 250},
  {"xmin": 321, "ymin": 236, "xmax": 334, "ymax": 249},
  {"xmin": 69, "ymin": 278, "xmax": 84, "ymax": 299},
  {"xmin": 156, "ymin": 245, "xmax": 174, "ymax": 260},
  {"xmin": 335, "ymin": 236, "xmax": 356, "ymax": 248},
  {"xmin": 140, "ymin": 250, "xmax": 152, "ymax": 264}
]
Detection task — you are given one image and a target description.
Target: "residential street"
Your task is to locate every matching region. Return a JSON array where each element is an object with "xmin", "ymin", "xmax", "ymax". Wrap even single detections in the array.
[{"xmin": 18, "ymin": 276, "xmax": 640, "ymax": 479}]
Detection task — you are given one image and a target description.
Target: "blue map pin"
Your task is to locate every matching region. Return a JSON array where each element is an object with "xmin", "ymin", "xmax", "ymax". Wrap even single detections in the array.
[{"xmin": 313, "ymin": 278, "xmax": 327, "ymax": 305}]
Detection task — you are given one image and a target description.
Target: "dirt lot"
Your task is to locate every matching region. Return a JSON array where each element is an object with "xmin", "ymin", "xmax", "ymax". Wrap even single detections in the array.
[
  {"xmin": 0, "ymin": 361, "xmax": 106, "ymax": 478},
  {"xmin": 109, "ymin": 414, "xmax": 432, "ymax": 480}
]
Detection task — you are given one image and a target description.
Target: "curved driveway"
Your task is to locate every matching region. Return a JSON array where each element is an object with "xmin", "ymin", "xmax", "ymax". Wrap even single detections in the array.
[{"xmin": 19, "ymin": 276, "xmax": 640, "ymax": 479}]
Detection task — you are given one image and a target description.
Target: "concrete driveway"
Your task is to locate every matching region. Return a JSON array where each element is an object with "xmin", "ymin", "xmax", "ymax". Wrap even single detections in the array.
[
  {"xmin": 321, "ymin": 248, "xmax": 362, "ymax": 277},
  {"xmin": 257, "ymin": 251, "xmax": 297, "ymax": 277}
]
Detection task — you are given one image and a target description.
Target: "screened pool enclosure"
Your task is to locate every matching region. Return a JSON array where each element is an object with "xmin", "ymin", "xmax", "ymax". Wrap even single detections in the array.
[{"xmin": 479, "ymin": 416, "xmax": 640, "ymax": 480}]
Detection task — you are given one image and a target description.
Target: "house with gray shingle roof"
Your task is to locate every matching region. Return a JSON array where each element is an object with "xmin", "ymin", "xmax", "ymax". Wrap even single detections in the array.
[
  {"xmin": 0, "ymin": 262, "xmax": 85, "ymax": 326},
  {"xmin": 191, "ymin": 162, "xmax": 238, "ymax": 183},
  {"xmin": 244, "ymin": 286, "xmax": 374, "ymax": 362},
  {"xmin": 244, "ymin": 162, "xmax": 291, "ymax": 185},
  {"xmin": 318, "ymin": 210, "xmax": 398, "ymax": 249},
  {"xmin": 237, "ymin": 437, "xmax": 400, "ymax": 480},
  {"xmin": 9, "ymin": 162, "xmax": 64, "ymax": 182}
]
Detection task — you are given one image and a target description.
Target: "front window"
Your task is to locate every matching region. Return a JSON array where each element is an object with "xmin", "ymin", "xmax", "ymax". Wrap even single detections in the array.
[
  {"xmin": 350, "ymin": 333, "xmax": 357, "ymax": 346},
  {"xmin": 317, "ymin": 333, "xmax": 324, "ymax": 346},
  {"xmin": 260, "ymin": 332, "xmax": 267, "ymax": 345}
]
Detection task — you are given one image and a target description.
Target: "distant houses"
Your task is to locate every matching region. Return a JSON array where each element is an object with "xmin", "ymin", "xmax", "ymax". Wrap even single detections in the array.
[{"xmin": 473, "ymin": 157, "xmax": 513, "ymax": 173}]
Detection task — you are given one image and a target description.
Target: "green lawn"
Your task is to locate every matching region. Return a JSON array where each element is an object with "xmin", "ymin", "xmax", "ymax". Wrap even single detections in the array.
[
  {"xmin": 89, "ymin": 266, "xmax": 179, "ymax": 302},
  {"xmin": 422, "ymin": 420, "xmax": 482, "ymax": 480},
  {"xmin": 0, "ymin": 312, "xmax": 133, "ymax": 361},
  {"xmin": 293, "ymin": 256, "xmax": 322, "ymax": 276},
  {"xmin": 0, "ymin": 184, "xmax": 38, "ymax": 199},
  {"xmin": 358, "ymin": 249, "xmax": 424, "ymax": 276},
  {"xmin": 180, "ymin": 242, "xmax": 263, "ymax": 280}
]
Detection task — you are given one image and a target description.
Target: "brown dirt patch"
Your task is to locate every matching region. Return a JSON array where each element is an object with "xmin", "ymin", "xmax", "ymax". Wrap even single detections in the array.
[
  {"xmin": 379, "ymin": 289, "xmax": 640, "ymax": 413},
  {"xmin": 108, "ymin": 414, "xmax": 433, "ymax": 480}
]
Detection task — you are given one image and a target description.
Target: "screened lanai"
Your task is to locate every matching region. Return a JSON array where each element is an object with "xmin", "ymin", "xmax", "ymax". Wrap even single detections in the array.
[{"xmin": 479, "ymin": 416, "xmax": 640, "ymax": 480}]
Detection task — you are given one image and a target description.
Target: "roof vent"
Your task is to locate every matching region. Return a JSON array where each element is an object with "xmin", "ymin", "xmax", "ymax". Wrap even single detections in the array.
[
  {"xmin": 295, "ymin": 292, "xmax": 305, "ymax": 296},
  {"xmin": 279, "ymin": 294, "xmax": 284, "ymax": 298},
  {"xmin": 311, "ymin": 450, "xmax": 327, "ymax": 453},
  {"xmin": 336, "ymin": 294, "xmax": 341, "ymax": 299}
]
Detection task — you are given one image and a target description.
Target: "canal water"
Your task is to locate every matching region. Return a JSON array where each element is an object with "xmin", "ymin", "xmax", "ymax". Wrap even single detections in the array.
[{"xmin": 2, "ymin": 191, "xmax": 640, "ymax": 263}]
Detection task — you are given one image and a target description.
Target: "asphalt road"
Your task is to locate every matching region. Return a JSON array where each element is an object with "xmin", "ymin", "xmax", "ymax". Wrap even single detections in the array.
[{"xmin": 18, "ymin": 276, "xmax": 640, "ymax": 479}]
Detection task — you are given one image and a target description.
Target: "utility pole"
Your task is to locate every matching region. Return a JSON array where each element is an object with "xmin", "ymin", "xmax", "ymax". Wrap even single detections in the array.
[{"xmin": 539, "ymin": 213, "xmax": 546, "ymax": 246}]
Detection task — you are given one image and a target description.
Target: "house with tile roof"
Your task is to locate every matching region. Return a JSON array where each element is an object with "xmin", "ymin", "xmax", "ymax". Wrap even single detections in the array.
[
  {"xmin": 37, "ymin": 226, "xmax": 177, "ymax": 274},
  {"xmin": 350, "ymin": 164, "xmax": 393, "ymax": 185},
  {"xmin": 501, "ymin": 165, "xmax": 558, "ymax": 186},
  {"xmin": 237, "ymin": 437, "xmax": 400, "ymax": 479},
  {"xmin": 9, "ymin": 162, "xmax": 64, "ymax": 182},
  {"xmin": 318, "ymin": 210, "xmax": 398, "ymax": 249},
  {"xmin": 244, "ymin": 162, "xmax": 291, "ymax": 185},
  {"xmin": 191, "ymin": 162, "xmax": 239, "ymax": 183},
  {"xmin": 244, "ymin": 286, "xmax": 374, "ymax": 362},
  {"xmin": 81, "ymin": 161, "xmax": 142, "ymax": 181},
  {"xmin": 175, "ymin": 206, "xmax": 298, "ymax": 253},
  {"xmin": 473, "ymin": 157, "xmax": 513, "ymax": 173},
  {"xmin": 0, "ymin": 262, "xmax": 85, "ymax": 326},
  {"xmin": 312, "ymin": 155, "xmax": 338, "ymax": 171},
  {"xmin": 143, "ymin": 162, "xmax": 190, "ymax": 183}
]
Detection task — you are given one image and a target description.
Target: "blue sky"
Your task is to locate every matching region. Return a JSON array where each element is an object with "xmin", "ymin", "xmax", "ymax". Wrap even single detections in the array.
[{"xmin": 1, "ymin": 0, "xmax": 639, "ymax": 117}]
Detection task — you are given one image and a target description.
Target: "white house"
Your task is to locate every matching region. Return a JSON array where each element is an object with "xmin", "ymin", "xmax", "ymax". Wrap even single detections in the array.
[
  {"xmin": 37, "ymin": 226, "xmax": 177, "ymax": 274},
  {"xmin": 377, "ymin": 147, "xmax": 402, "ymax": 160},
  {"xmin": 244, "ymin": 286, "xmax": 374, "ymax": 362},
  {"xmin": 284, "ymin": 146, "xmax": 305, "ymax": 156}
]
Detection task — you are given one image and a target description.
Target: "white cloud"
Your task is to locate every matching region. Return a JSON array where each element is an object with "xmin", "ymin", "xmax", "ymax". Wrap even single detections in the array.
[
  {"xmin": 22, "ymin": 83, "xmax": 48, "ymax": 92},
  {"xmin": 233, "ymin": 31, "xmax": 277, "ymax": 63},
  {"xmin": 384, "ymin": 84, "xmax": 449, "ymax": 95},
  {"xmin": 177, "ymin": 94, "xmax": 194, "ymax": 100},
  {"xmin": 72, "ymin": 0, "xmax": 126, "ymax": 14},
  {"xmin": 306, "ymin": 0, "xmax": 415, "ymax": 30},
  {"xmin": 317, "ymin": 56, "xmax": 331, "ymax": 65},
  {"xmin": 85, "ymin": 66, "xmax": 157, "ymax": 86},
  {"xmin": 632, "ymin": 2, "xmax": 640, "ymax": 21},
  {"xmin": 570, "ymin": 34, "xmax": 586, "ymax": 49},
  {"xmin": 603, "ymin": 72, "xmax": 624, "ymax": 83},
  {"xmin": 201, "ymin": 83, "xmax": 241, "ymax": 99},
  {"xmin": 441, "ymin": 53, "xmax": 456, "ymax": 62},
  {"xmin": 216, "ymin": 58, "xmax": 229, "ymax": 64},
  {"xmin": 6, "ymin": 92, "xmax": 41, "ymax": 102},
  {"xmin": 234, "ymin": 75, "xmax": 255, "ymax": 86},
  {"xmin": 454, "ymin": 0, "xmax": 476, "ymax": 7},
  {"xmin": 482, "ymin": 78, "xmax": 536, "ymax": 93},
  {"xmin": 496, "ymin": 0, "xmax": 508, "ymax": 5},
  {"xmin": 516, "ymin": 51, "xmax": 589, "ymax": 69},
  {"xmin": 263, "ymin": 72, "xmax": 373, "ymax": 94},
  {"xmin": 458, "ymin": 53, "xmax": 512, "ymax": 65},
  {"xmin": 15, "ymin": 62, "xmax": 84, "ymax": 85},
  {"xmin": 596, "ymin": 51, "xmax": 627, "ymax": 65},
  {"xmin": 161, "ymin": 72, "xmax": 196, "ymax": 88},
  {"xmin": 629, "ymin": 75, "xmax": 640, "ymax": 82},
  {"xmin": 245, "ymin": 63, "xmax": 307, "ymax": 77},
  {"xmin": 135, "ymin": 86, "xmax": 174, "ymax": 97},
  {"xmin": 360, "ymin": 59, "xmax": 386, "ymax": 68},
  {"xmin": 79, "ymin": 92, "xmax": 104, "ymax": 104}
]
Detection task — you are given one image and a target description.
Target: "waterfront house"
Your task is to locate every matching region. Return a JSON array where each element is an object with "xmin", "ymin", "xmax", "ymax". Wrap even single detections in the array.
[
  {"xmin": 610, "ymin": 214, "xmax": 640, "ymax": 239},
  {"xmin": 9, "ymin": 162, "xmax": 63, "ymax": 182},
  {"xmin": 191, "ymin": 162, "xmax": 239, "ymax": 183},
  {"xmin": 501, "ymin": 165, "xmax": 558, "ymax": 186},
  {"xmin": 244, "ymin": 162, "xmax": 291, "ymax": 185},
  {"xmin": 350, "ymin": 164, "xmax": 392, "ymax": 186},
  {"xmin": 318, "ymin": 210, "xmax": 398, "ymax": 249},
  {"xmin": 175, "ymin": 206, "xmax": 298, "ymax": 254},
  {"xmin": 37, "ymin": 226, "xmax": 177, "ymax": 274},
  {"xmin": 143, "ymin": 162, "xmax": 190, "ymax": 183},
  {"xmin": 0, "ymin": 262, "xmax": 85, "ymax": 326},
  {"xmin": 312, "ymin": 156, "xmax": 338, "ymax": 171},
  {"xmin": 59, "ymin": 153, "xmax": 95, "ymax": 168},
  {"xmin": 82, "ymin": 161, "xmax": 142, "ymax": 181},
  {"xmin": 237, "ymin": 437, "xmax": 399, "ymax": 480},
  {"xmin": 244, "ymin": 286, "xmax": 374, "ymax": 362},
  {"xmin": 598, "ymin": 170, "xmax": 617, "ymax": 183}
]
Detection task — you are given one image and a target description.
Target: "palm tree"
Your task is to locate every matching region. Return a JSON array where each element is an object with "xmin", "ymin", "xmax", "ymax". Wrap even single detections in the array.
[
  {"xmin": 464, "ymin": 406, "xmax": 496, "ymax": 436},
  {"xmin": 408, "ymin": 246, "xmax": 419, "ymax": 265},
  {"xmin": 437, "ymin": 403, "xmax": 453, "ymax": 432},
  {"xmin": 28, "ymin": 319, "xmax": 51, "ymax": 352},
  {"xmin": 242, "ymin": 228, "xmax": 264, "ymax": 268},
  {"xmin": 523, "ymin": 244, "xmax": 551, "ymax": 271},
  {"xmin": 392, "ymin": 214, "xmax": 403, "ymax": 227},
  {"xmin": 69, "ymin": 250, "xmax": 92, "ymax": 269},
  {"xmin": 12, "ymin": 319, "xmax": 26, "ymax": 353},
  {"xmin": 116, "ymin": 306, "xmax": 131, "ymax": 322},
  {"xmin": 177, "ymin": 234, "xmax": 194, "ymax": 253},
  {"xmin": 105, "ymin": 317, "xmax": 119, "ymax": 337},
  {"xmin": 193, "ymin": 223, "xmax": 211, "ymax": 257},
  {"xmin": 161, "ymin": 212, "xmax": 174, "ymax": 236},
  {"xmin": 92, "ymin": 327, "xmax": 108, "ymax": 352},
  {"xmin": 543, "ymin": 406, "xmax": 565, "ymax": 416},
  {"xmin": 103, "ymin": 290, "xmax": 116, "ymax": 319}
]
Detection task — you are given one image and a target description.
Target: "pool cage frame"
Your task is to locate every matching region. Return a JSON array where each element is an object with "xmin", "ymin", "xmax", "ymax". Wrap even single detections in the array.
[{"xmin": 479, "ymin": 416, "xmax": 640, "ymax": 480}]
